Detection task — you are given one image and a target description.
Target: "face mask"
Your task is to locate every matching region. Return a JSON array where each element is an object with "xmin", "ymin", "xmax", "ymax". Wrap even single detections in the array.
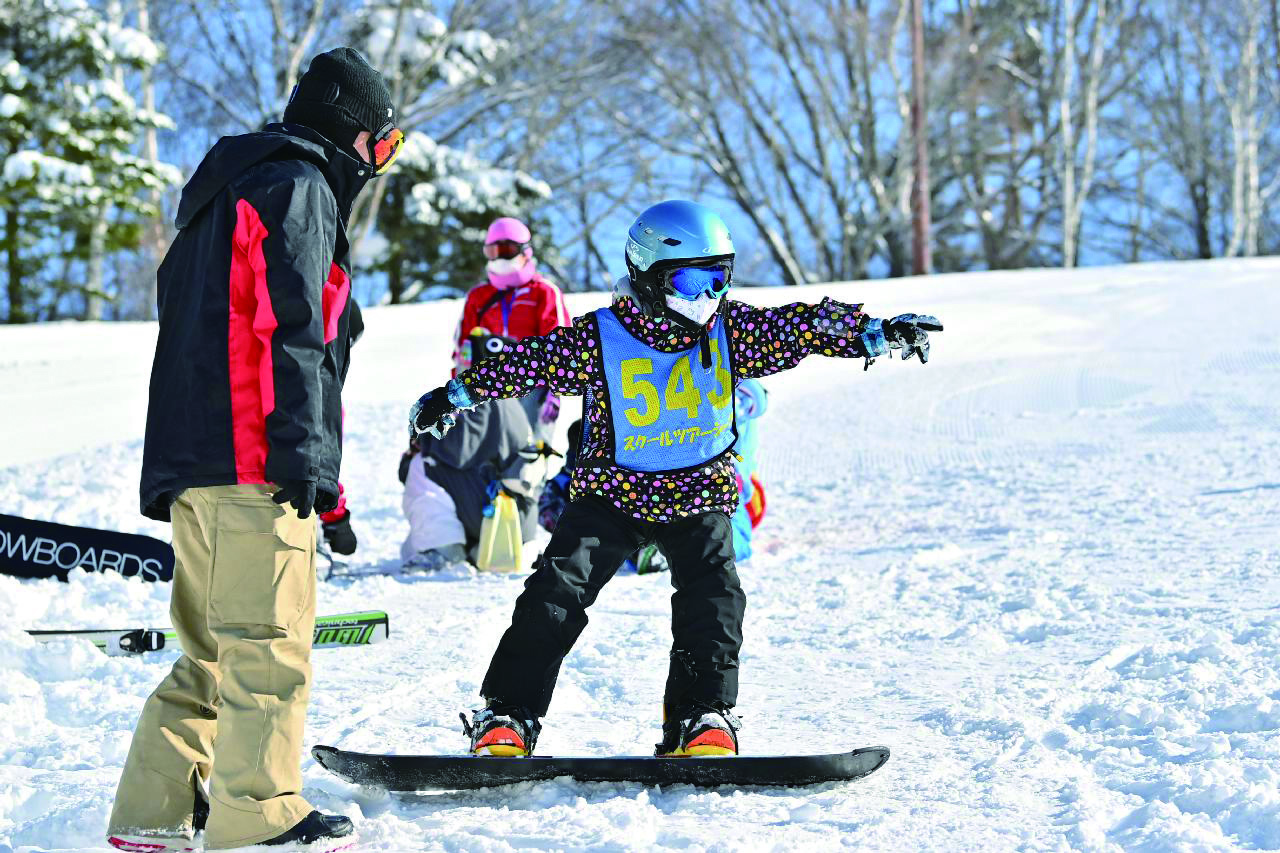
[
  {"xmin": 486, "ymin": 252, "xmax": 537, "ymax": 289},
  {"xmin": 486, "ymin": 258, "xmax": 524, "ymax": 276},
  {"xmin": 665, "ymin": 292, "xmax": 721, "ymax": 327}
]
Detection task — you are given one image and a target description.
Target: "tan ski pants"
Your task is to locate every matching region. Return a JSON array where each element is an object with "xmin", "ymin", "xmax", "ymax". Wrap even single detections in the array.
[{"xmin": 108, "ymin": 484, "xmax": 317, "ymax": 849}]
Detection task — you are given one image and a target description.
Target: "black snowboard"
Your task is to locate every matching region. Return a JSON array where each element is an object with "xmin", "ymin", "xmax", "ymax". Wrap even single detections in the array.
[
  {"xmin": 311, "ymin": 744, "xmax": 889, "ymax": 791},
  {"xmin": 0, "ymin": 513, "xmax": 174, "ymax": 582}
]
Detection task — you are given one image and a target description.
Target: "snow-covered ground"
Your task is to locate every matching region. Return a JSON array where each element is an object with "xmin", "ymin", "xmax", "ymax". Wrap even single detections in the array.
[{"xmin": 2, "ymin": 258, "xmax": 1279, "ymax": 852}]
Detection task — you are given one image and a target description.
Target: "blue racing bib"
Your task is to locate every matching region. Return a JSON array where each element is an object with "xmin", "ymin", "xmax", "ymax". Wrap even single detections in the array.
[{"xmin": 596, "ymin": 308, "xmax": 736, "ymax": 472}]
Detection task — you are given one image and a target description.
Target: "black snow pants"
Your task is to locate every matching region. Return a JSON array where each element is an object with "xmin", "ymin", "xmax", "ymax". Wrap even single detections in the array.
[{"xmin": 480, "ymin": 494, "xmax": 745, "ymax": 719}]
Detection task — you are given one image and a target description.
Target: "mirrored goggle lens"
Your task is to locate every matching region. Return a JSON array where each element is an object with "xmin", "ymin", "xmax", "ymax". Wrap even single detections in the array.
[
  {"xmin": 667, "ymin": 265, "xmax": 729, "ymax": 299},
  {"xmin": 484, "ymin": 239, "xmax": 528, "ymax": 260},
  {"xmin": 373, "ymin": 128, "xmax": 404, "ymax": 175}
]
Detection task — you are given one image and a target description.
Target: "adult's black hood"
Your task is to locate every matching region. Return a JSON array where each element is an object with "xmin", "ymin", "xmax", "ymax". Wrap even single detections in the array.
[{"xmin": 174, "ymin": 122, "xmax": 371, "ymax": 231}]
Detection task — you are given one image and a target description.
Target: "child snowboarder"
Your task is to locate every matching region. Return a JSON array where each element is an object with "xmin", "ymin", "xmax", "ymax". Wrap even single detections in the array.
[{"xmin": 410, "ymin": 200, "xmax": 942, "ymax": 757}]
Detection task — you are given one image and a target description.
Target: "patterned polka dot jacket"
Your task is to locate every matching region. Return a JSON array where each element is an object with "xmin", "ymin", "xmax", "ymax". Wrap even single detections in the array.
[{"xmin": 455, "ymin": 288, "xmax": 874, "ymax": 523}]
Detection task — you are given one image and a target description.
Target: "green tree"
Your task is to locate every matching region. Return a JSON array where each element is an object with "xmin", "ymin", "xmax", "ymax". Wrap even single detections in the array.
[
  {"xmin": 0, "ymin": 0, "xmax": 179, "ymax": 323},
  {"xmin": 346, "ymin": 3, "xmax": 556, "ymax": 302},
  {"xmin": 371, "ymin": 133, "xmax": 552, "ymax": 303}
]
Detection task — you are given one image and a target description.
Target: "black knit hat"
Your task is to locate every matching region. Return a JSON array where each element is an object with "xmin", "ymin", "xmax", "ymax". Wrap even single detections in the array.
[{"xmin": 283, "ymin": 48, "xmax": 395, "ymax": 151}]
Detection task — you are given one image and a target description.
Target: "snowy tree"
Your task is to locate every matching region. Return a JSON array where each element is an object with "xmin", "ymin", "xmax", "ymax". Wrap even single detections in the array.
[
  {"xmin": 369, "ymin": 132, "xmax": 551, "ymax": 302},
  {"xmin": 153, "ymin": 0, "xmax": 351, "ymax": 135},
  {"xmin": 1057, "ymin": 0, "xmax": 1110, "ymax": 268},
  {"xmin": 0, "ymin": 0, "xmax": 179, "ymax": 323},
  {"xmin": 1187, "ymin": 0, "xmax": 1277, "ymax": 257},
  {"xmin": 346, "ymin": 2, "xmax": 558, "ymax": 301},
  {"xmin": 1098, "ymin": 0, "xmax": 1280, "ymax": 261},
  {"xmin": 596, "ymin": 0, "xmax": 922, "ymax": 284}
]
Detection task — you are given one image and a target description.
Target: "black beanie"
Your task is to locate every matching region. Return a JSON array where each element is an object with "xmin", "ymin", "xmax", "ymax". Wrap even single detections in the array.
[{"xmin": 283, "ymin": 47, "xmax": 395, "ymax": 151}]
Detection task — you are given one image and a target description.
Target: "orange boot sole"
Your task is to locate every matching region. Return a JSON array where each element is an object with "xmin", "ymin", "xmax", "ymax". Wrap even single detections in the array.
[
  {"xmin": 661, "ymin": 727, "xmax": 738, "ymax": 757},
  {"xmin": 473, "ymin": 725, "xmax": 531, "ymax": 756}
]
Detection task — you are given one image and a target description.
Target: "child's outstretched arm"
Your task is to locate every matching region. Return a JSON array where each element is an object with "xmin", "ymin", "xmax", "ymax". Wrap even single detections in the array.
[
  {"xmin": 409, "ymin": 317, "xmax": 596, "ymax": 441},
  {"xmin": 725, "ymin": 298, "xmax": 942, "ymax": 379}
]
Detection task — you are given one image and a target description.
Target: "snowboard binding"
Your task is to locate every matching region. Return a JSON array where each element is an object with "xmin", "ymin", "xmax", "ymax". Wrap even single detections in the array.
[
  {"xmin": 461, "ymin": 706, "xmax": 541, "ymax": 756},
  {"xmin": 656, "ymin": 704, "xmax": 742, "ymax": 757},
  {"xmin": 117, "ymin": 629, "xmax": 167, "ymax": 655}
]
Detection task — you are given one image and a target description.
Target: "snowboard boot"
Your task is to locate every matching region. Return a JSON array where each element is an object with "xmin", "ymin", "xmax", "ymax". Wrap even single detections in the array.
[
  {"xmin": 403, "ymin": 543, "xmax": 469, "ymax": 573},
  {"xmin": 260, "ymin": 810, "xmax": 355, "ymax": 847},
  {"xmin": 656, "ymin": 705, "xmax": 741, "ymax": 757},
  {"xmin": 107, "ymin": 791, "xmax": 208, "ymax": 852},
  {"xmin": 461, "ymin": 705, "xmax": 541, "ymax": 756},
  {"xmin": 107, "ymin": 836, "xmax": 198, "ymax": 853}
]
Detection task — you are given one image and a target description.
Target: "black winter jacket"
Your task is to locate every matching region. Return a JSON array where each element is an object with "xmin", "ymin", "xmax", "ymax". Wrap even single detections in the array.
[{"xmin": 140, "ymin": 124, "xmax": 370, "ymax": 521}]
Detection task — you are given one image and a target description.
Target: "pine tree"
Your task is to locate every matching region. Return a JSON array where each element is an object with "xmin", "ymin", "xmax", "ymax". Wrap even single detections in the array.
[
  {"xmin": 0, "ymin": 0, "xmax": 179, "ymax": 323},
  {"xmin": 347, "ymin": 4, "xmax": 554, "ymax": 302},
  {"xmin": 373, "ymin": 134, "xmax": 552, "ymax": 303}
]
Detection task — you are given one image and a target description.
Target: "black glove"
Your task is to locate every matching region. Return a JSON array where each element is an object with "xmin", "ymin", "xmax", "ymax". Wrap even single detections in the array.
[
  {"xmin": 313, "ymin": 487, "xmax": 340, "ymax": 515},
  {"xmin": 321, "ymin": 512, "xmax": 358, "ymax": 555},
  {"xmin": 272, "ymin": 479, "xmax": 318, "ymax": 519},
  {"xmin": 409, "ymin": 387, "xmax": 458, "ymax": 443},
  {"xmin": 882, "ymin": 314, "xmax": 943, "ymax": 363}
]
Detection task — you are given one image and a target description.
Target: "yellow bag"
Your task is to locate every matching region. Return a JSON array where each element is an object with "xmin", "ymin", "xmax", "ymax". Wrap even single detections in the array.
[{"xmin": 477, "ymin": 492, "xmax": 522, "ymax": 572}]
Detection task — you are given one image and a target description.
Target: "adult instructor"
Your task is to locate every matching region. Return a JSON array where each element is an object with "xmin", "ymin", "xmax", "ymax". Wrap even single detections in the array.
[{"xmin": 108, "ymin": 48, "xmax": 401, "ymax": 851}]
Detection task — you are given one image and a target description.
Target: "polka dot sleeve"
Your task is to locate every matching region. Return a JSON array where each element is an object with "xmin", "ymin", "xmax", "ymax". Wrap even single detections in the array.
[
  {"xmin": 456, "ymin": 315, "xmax": 599, "ymax": 400},
  {"xmin": 726, "ymin": 298, "xmax": 871, "ymax": 379}
]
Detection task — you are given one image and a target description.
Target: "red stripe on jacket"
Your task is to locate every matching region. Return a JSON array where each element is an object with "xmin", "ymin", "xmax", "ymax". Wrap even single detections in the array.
[
  {"xmin": 228, "ymin": 198, "xmax": 276, "ymax": 484},
  {"xmin": 323, "ymin": 263, "xmax": 350, "ymax": 344}
]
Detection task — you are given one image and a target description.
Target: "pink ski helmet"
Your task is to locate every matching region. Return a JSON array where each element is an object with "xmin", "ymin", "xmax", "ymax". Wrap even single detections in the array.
[
  {"xmin": 486, "ymin": 217, "xmax": 531, "ymax": 246},
  {"xmin": 484, "ymin": 217, "xmax": 537, "ymax": 289}
]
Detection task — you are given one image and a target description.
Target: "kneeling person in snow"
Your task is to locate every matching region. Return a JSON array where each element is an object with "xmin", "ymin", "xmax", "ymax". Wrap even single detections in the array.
[
  {"xmin": 400, "ymin": 329, "xmax": 544, "ymax": 571},
  {"xmin": 410, "ymin": 200, "xmax": 942, "ymax": 758}
]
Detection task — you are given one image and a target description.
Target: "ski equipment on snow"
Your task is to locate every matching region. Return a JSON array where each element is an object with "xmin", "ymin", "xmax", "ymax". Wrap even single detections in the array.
[
  {"xmin": 28, "ymin": 611, "xmax": 389, "ymax": 656},
  {"xmin": 317, "ymin": 541, "xmax": 352, "ymax": 580}
]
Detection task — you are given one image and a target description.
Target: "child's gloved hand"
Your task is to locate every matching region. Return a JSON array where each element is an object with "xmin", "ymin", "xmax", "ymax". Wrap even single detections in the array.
[
  {"xmin": 321, "ymin": 511, "xmax": 358, "ymax": 555},
  {"xmin": 409, "ymin": 388, "xmax": 458, "ymax": 442},
  {"xmin": 883, "ymin": 314, "xmax": 943, "ymax": 363}
]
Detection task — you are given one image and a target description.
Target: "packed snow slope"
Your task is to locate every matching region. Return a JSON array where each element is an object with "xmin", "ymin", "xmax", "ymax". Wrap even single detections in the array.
[{"xmin": 2, "ymin": 258, "xmax": 1279, "ymax": 852}]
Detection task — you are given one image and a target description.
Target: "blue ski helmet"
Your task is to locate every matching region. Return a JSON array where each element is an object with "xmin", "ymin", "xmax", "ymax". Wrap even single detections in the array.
[{"xmin": 624, "ymin": 200, "xmax": 734, "ymax": 320}]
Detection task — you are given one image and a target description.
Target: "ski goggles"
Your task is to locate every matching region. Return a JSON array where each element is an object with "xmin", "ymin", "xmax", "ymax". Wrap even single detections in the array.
[
  {"xmin": 371, "ymin": 121, "xmax": 405, "ymax": 175},
  {"xmin": 484, "ymin": 239, "xmax": 530, "ymax": 260},
  {"xmin": 664, "ymin": 264, "xmax": 731, "ymax": 301}
]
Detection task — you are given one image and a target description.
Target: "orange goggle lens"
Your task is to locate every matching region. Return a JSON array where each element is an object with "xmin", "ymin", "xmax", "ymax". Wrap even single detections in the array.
[{"xmin": 372, "ymin": 127, "xmax": 404, "ymax": 175}]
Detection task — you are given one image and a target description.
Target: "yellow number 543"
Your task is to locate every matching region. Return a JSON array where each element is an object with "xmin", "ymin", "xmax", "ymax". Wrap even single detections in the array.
[{"xmin": 620, "ymin": 345, "xmax": 731, "ymax": 428}]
